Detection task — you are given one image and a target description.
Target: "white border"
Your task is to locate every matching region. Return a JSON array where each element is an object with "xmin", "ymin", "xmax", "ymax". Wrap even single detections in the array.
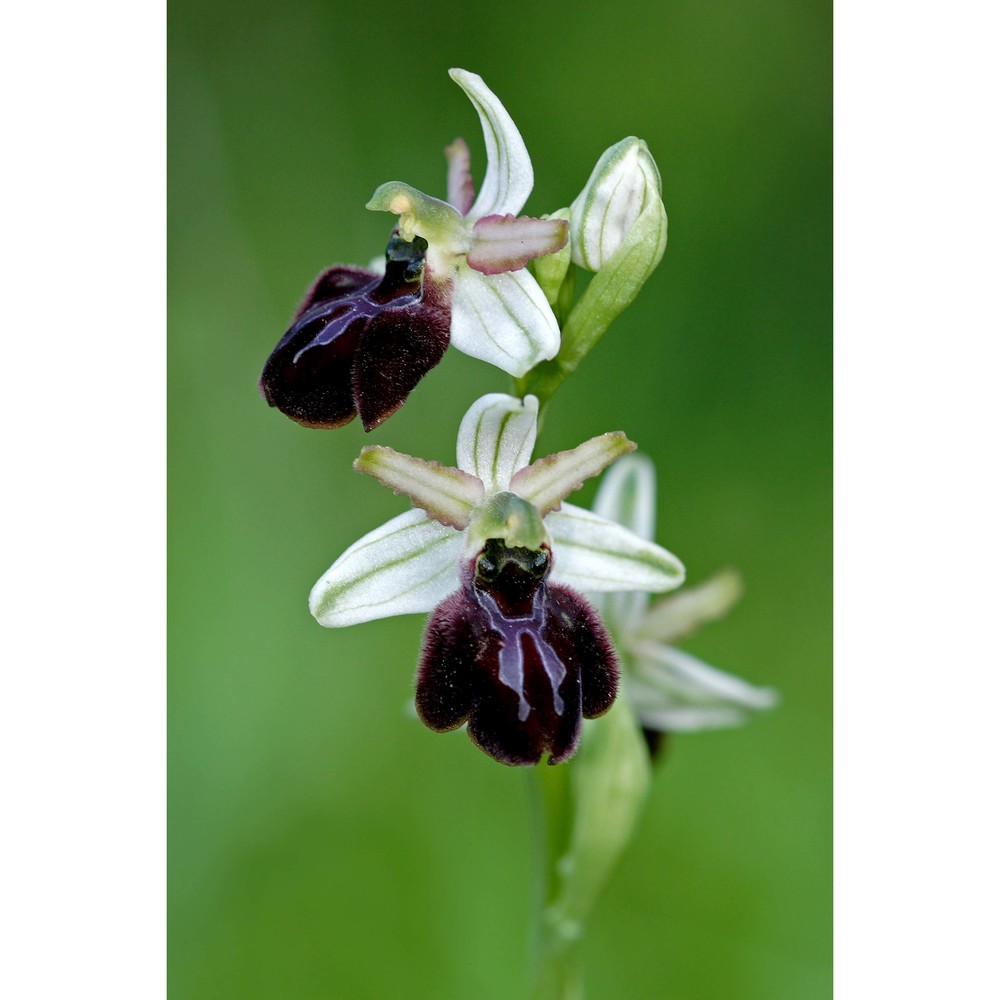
[
  {"xmin": 836, "ymin": 2, "xmax": 998, "ymax": 996},
  {"xmin": 2, "ymin": 2, "xmax": 165, "ymax": 996}
]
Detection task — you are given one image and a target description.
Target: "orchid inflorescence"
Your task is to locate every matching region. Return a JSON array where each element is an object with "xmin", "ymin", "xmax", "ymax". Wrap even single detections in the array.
[{"xmin": 260, "ymin": 68, "xmax": 773, "ymax": 769}]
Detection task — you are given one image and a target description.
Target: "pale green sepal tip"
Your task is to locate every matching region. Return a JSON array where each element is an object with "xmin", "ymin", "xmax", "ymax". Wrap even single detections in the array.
[
  {"xmin": 465, "ymin": 491, "xmax": 549, "ymax": 555},
  {"xmin": 366, "ymin": 181, "xmax": 464, "ymax": 244},
  {"xmin": 636, "ymin": 567, "xmax": 745, "ymax": 644}
]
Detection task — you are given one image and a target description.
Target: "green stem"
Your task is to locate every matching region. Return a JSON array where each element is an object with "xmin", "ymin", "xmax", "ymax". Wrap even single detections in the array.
[
  {"xmin": 526, "ymin": 765, "xmax": 583, "ymax": 999},
  {"xmin": 524, "ymin": 701, "xmax": 654, "ymax": 999}
]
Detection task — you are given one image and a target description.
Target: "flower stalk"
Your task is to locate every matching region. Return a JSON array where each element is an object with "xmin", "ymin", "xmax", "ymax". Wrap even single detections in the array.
[
  {"xmin": 260, "ymin": 67, "xmax": 776, "ymax": 1000},
  {"xmin": 528, "ymin": 697, "xmax": 652, "ymax": 999}
]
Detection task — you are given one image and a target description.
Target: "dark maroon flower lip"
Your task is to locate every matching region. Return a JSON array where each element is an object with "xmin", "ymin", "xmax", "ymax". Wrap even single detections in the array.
[
  {"xmin": 416, "ymin": 539, "xmax": 619, "ymax": 767},
  {"xmin": 259, "ymin": 233, "xmax": 452, "ymax": 431}
]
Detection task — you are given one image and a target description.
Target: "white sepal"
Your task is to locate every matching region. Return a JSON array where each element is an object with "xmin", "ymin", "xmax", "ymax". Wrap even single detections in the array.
[
  {"xmin": 456, "ymin": 393, "xmax": 539, "ymax": 492},
  {"xmin": 449, "ymin": 265, "xmax": 561, "ymax": 377},
  {"xmin": 592, "ymin": 452, "xmax": 657, "ymax": 542},
  {"xmin": 546, "ymin": 502, "xmax": 685, "ymax": 593},
  {"xmin": 588, "ymin": 452, "xmax": 658, "ymax": 632},
  {"xmin": 309, "ymin": 510, "xmax": 462, "ymax": 627},
  {"xmin": 449, "ymin": 68, "xmax": 533, "ymax": 220},
  {"xmin": 631, "ymin": 642, "xmax": 778, "ymax": 712}
]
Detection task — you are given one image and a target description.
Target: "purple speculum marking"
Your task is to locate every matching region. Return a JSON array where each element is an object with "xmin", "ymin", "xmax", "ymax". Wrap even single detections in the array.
[{"xmin": 475, "ymin": 584, "xmax": 567, "ymax": 722}]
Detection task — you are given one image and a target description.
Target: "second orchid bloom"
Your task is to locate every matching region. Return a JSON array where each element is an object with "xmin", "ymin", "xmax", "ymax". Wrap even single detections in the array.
[
  {"xmin": 309, "ymin": 394, "xmax": 685, "ymax": 765},
  {"xmin": 260, "ymin": 70, "xmax": 567, "ymax": 431}
]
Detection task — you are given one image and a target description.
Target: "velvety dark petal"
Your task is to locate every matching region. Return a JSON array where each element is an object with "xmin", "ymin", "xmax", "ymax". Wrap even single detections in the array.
[
  {"xmin": 296, "ymin": 265, "xmax": 381, "ymax": 319},
  {"xmin": 467, "ymin": 630, "xmax": 581, "ymax": 766},
  {"xmin": 260, "ymin": 233, "xmax": 451, "ymax": 431},
  {"xmin": 415, "ymin": 540, "xmax": 620, "ymax": 766},
  {"xmin": 259, "ymin": 308, "xmax": 371, "ymax": 428},
  {"xmin": 545, "ymin": 583, "xmax": 619, "ymax": 719},
  {"xmin": 352, "ymin": 281, "xmax": 450, "ymax": 431},
  {"xmin": 416, "ymin": 590, "xmax": 478, "ymax": 732}
]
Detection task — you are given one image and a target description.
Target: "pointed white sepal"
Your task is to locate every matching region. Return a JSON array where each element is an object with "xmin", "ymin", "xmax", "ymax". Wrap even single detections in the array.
[
  {"xmin": 309, "ymin": 510, "xmax": 462, "ymax": 627},
  {"xmin": 449, "ymin": 68, "xmax": 533, "ymax": 220},
  {"xmin": 585, "ymin": 452, "xmax": 658, "ymax": 634},
  {"xmin": 448, "ymin": 265, "xmax": 561, "ymax": 377},
  {"xmin": 592, "ymin": 452, "xmax": 657, "ymax": 542},
  {"xmin": 455, "ymin": 393, "xmax": 539, "ymax": 492},
  {"xmin": 629, "ymin": 643, "xmax": 778, "ymax": 728},
  {"xmin": 546, "ymin": 502, "xmax": 685, "ymax": 593}
]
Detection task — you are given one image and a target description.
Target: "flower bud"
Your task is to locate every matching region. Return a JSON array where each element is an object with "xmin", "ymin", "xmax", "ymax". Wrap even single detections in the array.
[{"xmin": 569, "ymin": 137, "xmax": 666, "ymax": 273}]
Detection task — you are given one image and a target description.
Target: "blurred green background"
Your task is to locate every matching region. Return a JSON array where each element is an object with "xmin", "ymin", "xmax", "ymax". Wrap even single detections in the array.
[{"xmin": 169, "ymin": 0, "xmax": 830, "ymax": 996}]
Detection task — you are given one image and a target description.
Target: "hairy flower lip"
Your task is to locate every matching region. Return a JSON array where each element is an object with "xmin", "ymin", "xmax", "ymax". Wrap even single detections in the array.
[
  {"xmin": 417, "ymin": 538, "xmax": 619, "ymax": 766},
  {"xmin": 258, "ymin": 233, "xmax": 451, "ymax": 431}
]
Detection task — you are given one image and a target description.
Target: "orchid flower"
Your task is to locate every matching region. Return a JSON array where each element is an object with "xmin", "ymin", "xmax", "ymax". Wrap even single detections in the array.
[
  {"xmin": 309, "ymin": 394, "xmax": 686, "ymax": 765},
  {"xmin": 589, "ymin": 454, "xmax": 777, "ymax": 751},
  {"xmin": 259, "ymin": 69, "xmax": 566, "ymax": 431}
]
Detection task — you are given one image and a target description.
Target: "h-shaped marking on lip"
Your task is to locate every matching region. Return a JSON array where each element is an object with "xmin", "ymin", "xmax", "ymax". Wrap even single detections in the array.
[
  {"xmin": 476, "ymin": 585, "xmax": 566, "ymax": 722},
  {"xmin": 289, "ymin": 280, "xmax": 423, "ymax": 364}
]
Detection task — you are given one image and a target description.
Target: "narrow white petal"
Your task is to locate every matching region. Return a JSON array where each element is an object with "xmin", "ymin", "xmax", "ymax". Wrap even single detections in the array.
[
  {"xmin": 547, "ymin": 503, "xmax": 685, "ymax": 593},
  {"xmin": 355, "ymin": 446, "xmax": 484, "ymax": 529},
  {"xmin": 631, "ymin": 643, "xmax": 778, "ymax": 710},
  {"xmin": 449, "ymin": 68, "xmax": 533, "ymax": 218},
  {"xmin": 511, "ymin": 432, "xmax": 635, "ymax": 516},
  {"xmin": 455, "ymin": 393, "xmax": 539, "ymax": 491},
  {"xmin": 309, "ymin": 510, "xmax": 462, "ymax": 627},
  {"xmin": 449, "ymin": 266, "xmax": 560, "ymax": 377},
  {"xmin": 636, "ymin": 569, "xmax": 745, "ymax": 645}
]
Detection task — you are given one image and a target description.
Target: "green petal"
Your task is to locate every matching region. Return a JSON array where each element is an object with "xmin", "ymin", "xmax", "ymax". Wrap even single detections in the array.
[
  {"xmin": 511, "ymin": 432, "xmax": 636, "ymax": 517},
  {"xmin": 355, "ymin": 446, "xmax": 484, "ymax": 529},
  {"xmin": 635, "ymin": 568, "xmax": 744, "ymax": 644}
]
